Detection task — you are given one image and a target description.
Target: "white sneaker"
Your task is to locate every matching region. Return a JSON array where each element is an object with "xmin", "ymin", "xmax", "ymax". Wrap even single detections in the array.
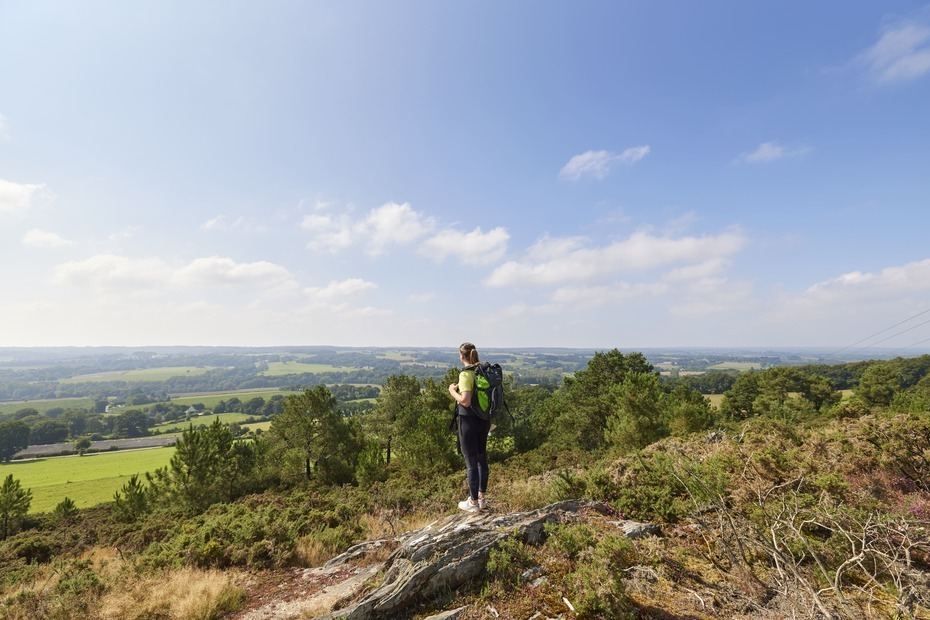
[
  {"xmin": 478, "ymin": 497, "xmax": 487, "ymax": 510},
  {"xmin": 458, "ymin": 499, "xmax": 480, "ymax": 512}
]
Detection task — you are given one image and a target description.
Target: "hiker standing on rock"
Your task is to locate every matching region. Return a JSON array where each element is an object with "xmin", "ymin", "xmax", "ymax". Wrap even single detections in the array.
[{"xmin": 448, "ymin": 342, "xmax": 490, "ymax": 512}]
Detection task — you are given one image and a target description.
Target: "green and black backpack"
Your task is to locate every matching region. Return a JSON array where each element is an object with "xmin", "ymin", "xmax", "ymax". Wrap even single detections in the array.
[{"xmin": 467, "ymin": 362, "xmax": 511, "ymax": 422}]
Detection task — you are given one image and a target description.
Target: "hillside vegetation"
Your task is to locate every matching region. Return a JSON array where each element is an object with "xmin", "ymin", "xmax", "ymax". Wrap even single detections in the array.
[{"xmin": 0, "ymin": 349, "xmax": 928, "ymax": 619}]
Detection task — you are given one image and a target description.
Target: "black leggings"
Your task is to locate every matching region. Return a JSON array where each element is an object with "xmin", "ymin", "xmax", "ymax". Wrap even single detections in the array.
[{"xmin": 458, "ymin": 414, "xmax": 490, "ymax": 500}]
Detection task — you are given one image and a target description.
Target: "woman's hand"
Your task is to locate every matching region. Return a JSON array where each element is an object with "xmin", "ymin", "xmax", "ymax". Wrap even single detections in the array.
[{"xmin": 448, "ymin": 383, "xmax": 458, "ymax": 398}]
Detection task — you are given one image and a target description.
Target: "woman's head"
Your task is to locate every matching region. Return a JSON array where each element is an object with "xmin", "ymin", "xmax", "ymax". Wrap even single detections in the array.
[{"xmin": 459, "ymin": 342, "xmax": 480, "ymax": 365}]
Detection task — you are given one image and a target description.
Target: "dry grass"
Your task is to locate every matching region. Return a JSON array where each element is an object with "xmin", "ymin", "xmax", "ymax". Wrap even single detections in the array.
[
  {"xmin": 295, "ymin": 535, "xmax": 341, "ymax": 568},
  {"xmin": 98, "ymin": 567, "xmax": 244, "ymax": 620},
  {"xmin": 494, "ymin": 471, "xmax": 558, "ymax": 513}
]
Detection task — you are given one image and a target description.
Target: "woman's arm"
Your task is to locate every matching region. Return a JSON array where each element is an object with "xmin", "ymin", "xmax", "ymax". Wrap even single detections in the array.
[{"xmin": 448, "ymin": 383, "xmax": 473, "ymax": 408}]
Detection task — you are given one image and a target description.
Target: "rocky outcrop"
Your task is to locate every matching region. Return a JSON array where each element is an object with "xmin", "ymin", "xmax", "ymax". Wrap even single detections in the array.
[
  {"xmin": 234, "ymin": 499, "xmax": 662, "ymax": 620},
  {"xmin": 314, "ymin": 500, "xmax": 616, "ymax": 620}
]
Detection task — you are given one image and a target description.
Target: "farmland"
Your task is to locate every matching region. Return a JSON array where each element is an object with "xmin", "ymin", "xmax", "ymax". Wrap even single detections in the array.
[
  {"xmin": 0, "ymin": 397, "xmax": 96, "ymax": 417},
  {"xmin": 153, "ymin": 412, "xmax": 257, "ymax": 433},
  {"xmin": 60, "ymin": 366, "xmax": 216, "ymax": 384},
  {"xmin": 166, "ymin": 390, "xmax": 299, "ymax": 409},
  {"xmin": 2, "ymin": 447, "xmax": 176, "ymax": 513}
]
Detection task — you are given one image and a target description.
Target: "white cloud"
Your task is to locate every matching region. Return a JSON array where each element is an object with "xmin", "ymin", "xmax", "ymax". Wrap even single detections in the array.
[
  {"xmin": 662, "ymin": 258, "xmax": 731, "ymax": 281},
  {"xmin": 108, "ymin": 226, "xmax": 140, "ymax": 242},
  {"xmin": 419, "ymin": 226, "xmax": 510, "ymax": 266},
  {"xmin": 302, "ymin": 202, "xmax": 435, "ymax": 255},
  {"xmin": 200, "ymin": 214, "xmax": 268, "ymax": 233},
  {"xmin": 804, "ymin": 259, "xmax": 930, "ymax": 300},
  {"xmin": 361, "ymin": 202, "xmax": 435, "ymax": 255},
  {"xmin": 860, "ymin": 19, "xmax": 930, "ymax": 83},
  {"xmin": 302, "ymin": 212, "xmax": 355, "ymax": 252},
  {"xmin": 740, "ymin": 141, "xmax": 810, "ymax": 164},
  {"xmin": 551, "ymin": 281, "xmax": 669, "ymax": 306},
  {"xmin": 668, "ymin": 278, "xmax": 754, "ymax": 317},
  {"xmin": 307, "ymin": 278, "xmax": 377, "ymax": 299},
  {"xmin": 0, "ymin": 179, "xmax": 44, "ymax": 216},
  {"xmin": 524, "ymin": 235, "xmax": 588, "ymax": 262},
  {"xmin": 0, "ymin": 113, "xmax": 8, "ymax": 139},
  {"xmin": 486, "ymin": 228, "xmax": 746, "ymax": 288},
  {"xmin": 174, "ymin": 256, "xmax": 292, "ymax": 286},
  {"xmin": 22, "ymin": 229, "xmax": 75, "ymax": 248},
  {"xmin": 52, "ymin": 254, "xmax": 172, "ymax": 289},
  {"xmin": 559, "ymin": 146, "xmax": 650, "ymax": 181},
  {"xmin": 407, "ymin": 292, "xmax": 436, "ymax": 303},
  {"xmin": 53, "ymin": 254, "xmax": 293, "ymax": 291}
]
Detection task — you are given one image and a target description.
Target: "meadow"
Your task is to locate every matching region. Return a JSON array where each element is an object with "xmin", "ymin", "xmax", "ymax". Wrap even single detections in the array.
[
  {"xmin": 153, "ymin": 412, "xmax": 257, "ymax": 433},
  {"xmin": 2, "ymin": 447, "xmax": 176, "ymax": 513},
  {"xmin": 167, "ymin": 389, "xmax": 300, "ymax": 408},
  {"xmin": 260, "ymin": 361, "xmax": 353, "ymax": 375},
  {"xmin": 60, "ymin": 366, "xmax": 215, "ymax": 383},
  {"xmin": 706, "ymin": 361, "xmax": 762, "ymax": 371},
  {"xmin": 0, "ymin": 397, "xmax": 96, "ymax": 416}
]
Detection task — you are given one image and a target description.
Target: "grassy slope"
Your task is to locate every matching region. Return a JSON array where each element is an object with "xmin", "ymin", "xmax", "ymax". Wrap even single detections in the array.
[{"xmin": 2, "ymin": 447, "xmax": 176, "ymax": 513}]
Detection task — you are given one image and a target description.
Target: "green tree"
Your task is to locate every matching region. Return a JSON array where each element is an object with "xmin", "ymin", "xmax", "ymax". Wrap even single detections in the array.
[
  {"xmin": 113, "ymin": 474, "xmax": 150, "ymax": 521},
  {"xmin": 14, "ymin": 407, "xmax": 39, "ymax": 419},
  {"xmin": 799, "ymin": 374, "xmax": 841, "ymax": 412},
  {"xmin": 719, "ymin": 371, "xmax": 763, "ymax": 420},
  {"xmin": 558, "ymin": 349, "xmax": 654, "ymax": 450},
  {"xmin": 74, "ymin": 437, "xmax": 92, "ymax": 456},
  {"xmin": 664, "ymin": 384, "xmax": 715, "ymax": 437},
  {"xmin": 267, "ymin": 386, "xmax": 362, "ymax": 484},
  {"xmin": 369, "ymin": 374, "xmax": 422, "ymax": 465},
  {"xmin": 0, "ymin": 474, "xmax": 32, "ymax": 539},
  {"xmin": 53, "ymin": 496, "xmax": 79, "ymax": 521},
  {"xmin": 0, "ymin": 420, "xmax": 30, "ymax": 462},
  {"xmin": 29, "ymin": 418, "xmax": 70, "ymax": 444},
  {"xmin": 113, "ymin": 409, "xmax": 150, "ymax": 438},
  {"xmin": 147, "ymin": 420, "xmax": 262, "ymax": 513},
  {"xmin": 604, "ymin": 372, "xmax": 668, "ymax": 452},
  {"xmin": 394, "ymin": 377, "xmax": 459, "ymax": 473},
  {"xmin": 856, "ymin": 363, "xmax": 899, "ymax": 407}
]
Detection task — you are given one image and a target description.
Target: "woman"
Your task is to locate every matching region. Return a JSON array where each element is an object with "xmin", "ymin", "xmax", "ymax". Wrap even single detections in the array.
[{"xmin": 448, "ymin": 342, "xmax": 490, "ymax": 512}]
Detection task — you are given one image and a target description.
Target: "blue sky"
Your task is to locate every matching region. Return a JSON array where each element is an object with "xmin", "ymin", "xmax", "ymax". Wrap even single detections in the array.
[{"xmin": 2, "ymin": 1, "xmax": 930, "ymax": 351}]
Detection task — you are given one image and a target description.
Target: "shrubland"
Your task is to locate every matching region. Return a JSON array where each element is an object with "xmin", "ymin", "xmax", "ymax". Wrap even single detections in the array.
[{"xmin": 0, "ymin": 350, "xmax": 928, "ymax": 619}]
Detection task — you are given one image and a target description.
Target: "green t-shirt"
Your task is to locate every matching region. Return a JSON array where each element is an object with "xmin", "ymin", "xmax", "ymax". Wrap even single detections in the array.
[{"xmin": 458, "ymin": 369, "xmax": 475, "ymax": 394}]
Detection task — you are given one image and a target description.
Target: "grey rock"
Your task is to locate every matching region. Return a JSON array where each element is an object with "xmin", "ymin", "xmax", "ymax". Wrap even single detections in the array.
[
  {"xmin": 313, "ymin": 499, "xmax": 606, "ymax": 620},
  {"xmin": 609, "ymin": 519, "xmax": 663, "ymax": 539}
]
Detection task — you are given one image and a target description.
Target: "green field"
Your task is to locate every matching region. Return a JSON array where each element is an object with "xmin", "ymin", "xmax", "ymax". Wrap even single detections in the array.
[
  {"xmin": 153, "ymin": 412, "xmax": 257, "ymax": 433},
  {"xmin": 706, "ymin": 361, "xmax": 761, "ymax": 372},
  {"xmin": 168, "ymin": 390, "xmax": 300, "ymax": 408},
  {"xmin": 2, "ymin": 447, "xmax": 176, "ymax": 513},
  {"xmin": 61, "ymin": 366, "xmax": 215, "ymax": 384},
  {"xmin": 260, "ymin": 361, "xmax": 351, "ymax": 375},
  {"xmin": 0, "ymin": 397, "xmax": 97, "ymax": 416},
  {"xmin": 242, "ymin": 421, "xmax": 271, "ymax": 433}
]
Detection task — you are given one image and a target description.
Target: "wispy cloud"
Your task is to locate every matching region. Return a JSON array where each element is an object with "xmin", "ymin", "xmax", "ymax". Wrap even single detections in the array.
[
  {"xmin": 804, "ymin": 258, "xmax": 930, "ymax": 300},
  {"xmin": 419, "ymin": 226, "xmax": 510, "ymax": 266},
  {"xmin": 301, "ymin": 201, "xmax": 510, "ymax": 266},
  {"xmin": 0, "ymin": 179, "xmax": 44, "ymax": 216},
  {"xmin": 360, "ymin": 202, "xmax": 435, "ymax": 256},
  {"xmin": 559, "ymin": 146, "xmax": 650, "ymax": 181},
  {"xmin": 306, "ymin": 278, "xmax": 377, "ymax": 299},
  {"xmin": 303, "ymin": 202, "xmax": 436, "ymax": 255},
  {"xmin": 486, "ymin": 228, "xmax": 746, "ymax": 288},
  {"xmin": 53, "ymin": 254, "xmax": 294, "ymax": 291},
  {"xmin": 201, "ymin": 214, "xmax": 268, "ymax": 233},
  {"xmin": 22, "ymin": 229, "xmax": 75, "ymax": 248},
  {"xmin": 859, "ymin": 16, "xmax": 930, "ymax": 83},
  {"xmin": 174, "ymin": 256, "xmax": 292, "ymax": 286},
  {"xmin": 739, "ymin": 141, "xmax": 810, "ymax": 164}
]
